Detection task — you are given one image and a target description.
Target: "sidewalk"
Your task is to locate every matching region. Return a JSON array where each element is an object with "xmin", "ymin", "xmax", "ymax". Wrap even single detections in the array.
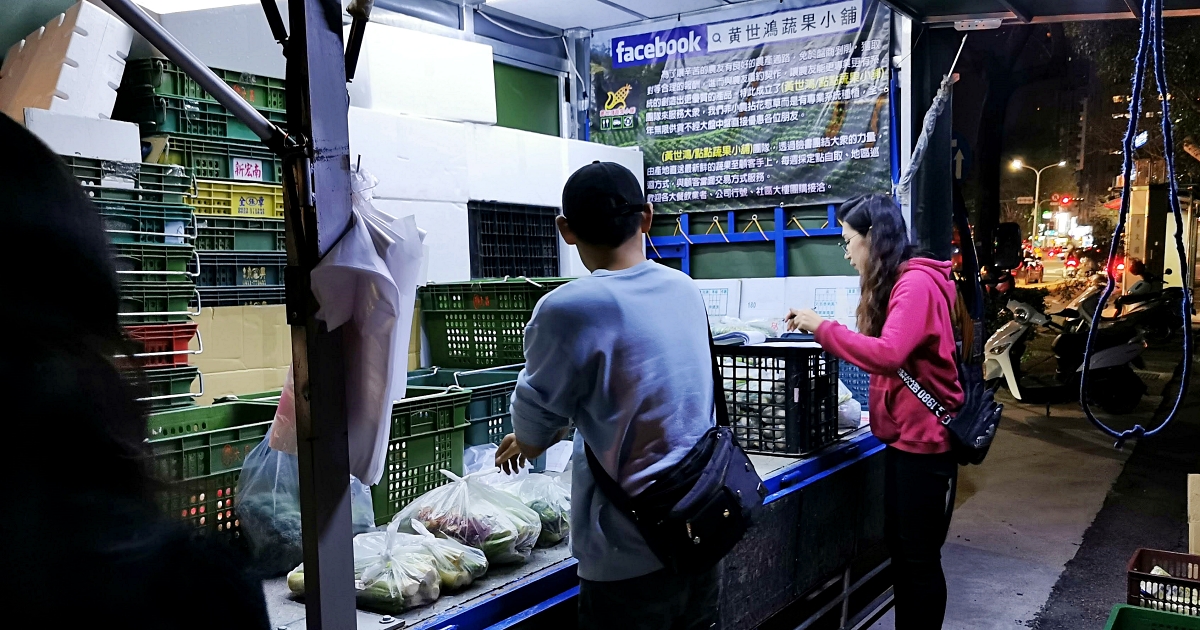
[
  {"xmin": 869, "ymin": 335, "xmax": 1193, "ymax": 629},
  {"xmin": 1032, "ymin": 344, "xmax": 1196, "ymax": 628}
]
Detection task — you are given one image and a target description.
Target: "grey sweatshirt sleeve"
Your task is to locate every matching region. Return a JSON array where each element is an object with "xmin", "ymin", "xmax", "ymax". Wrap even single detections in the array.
[{"xmin": 510, "ymin": 299, "xmax": 580, "ymax": 449}]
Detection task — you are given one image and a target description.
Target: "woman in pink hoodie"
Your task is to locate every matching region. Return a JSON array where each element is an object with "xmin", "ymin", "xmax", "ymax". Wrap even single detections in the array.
[{"xmin": 787, "ymin": 194, "xmax": 966, "ymax": 630}]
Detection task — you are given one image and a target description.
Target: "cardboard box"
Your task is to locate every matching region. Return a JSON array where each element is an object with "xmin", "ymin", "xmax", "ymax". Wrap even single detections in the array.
[
  {"xmin": 195, "ymin": 367, "xmax": 288, "ymax": 405},
  {"xmin": 189, "ymin": 305, "xmax": 291, "ymax": 374},
  {"xmin": 1189, "ymin": 474, "xmax": 1200, "ymax": 523}
]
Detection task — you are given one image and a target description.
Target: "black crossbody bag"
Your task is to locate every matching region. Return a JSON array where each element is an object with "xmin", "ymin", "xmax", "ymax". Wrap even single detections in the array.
[
  {"xmin": 896, "ymin": 294, "xmax": 1002, "ymax": 465},
  {"xmin": 584, "ymin": 329, "xmax": 767, "ymax": 574}
]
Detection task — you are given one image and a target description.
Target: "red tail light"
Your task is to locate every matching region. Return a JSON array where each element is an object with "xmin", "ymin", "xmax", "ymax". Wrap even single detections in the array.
[{"xmin": 1067, "ymin": 259, "xmax": 1078, "ymax": 267}]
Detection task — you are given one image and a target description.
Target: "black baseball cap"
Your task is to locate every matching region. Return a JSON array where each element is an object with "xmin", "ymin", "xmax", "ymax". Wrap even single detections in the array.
[{"xmin": 562, "ymin": 161, "xmax": 646, "ymax": 226}]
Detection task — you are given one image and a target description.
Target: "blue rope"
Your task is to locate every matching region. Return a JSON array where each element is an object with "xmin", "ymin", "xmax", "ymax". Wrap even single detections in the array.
[{"xmin": 1079, "ymin": 0, "xmax": 1194, "ymax": 448}]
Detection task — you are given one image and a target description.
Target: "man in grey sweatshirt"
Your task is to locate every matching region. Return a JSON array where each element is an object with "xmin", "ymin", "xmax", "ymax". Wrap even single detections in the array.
[{"xmin": 495, "ymin": 161, "xmax": 718, "ymax": 629}]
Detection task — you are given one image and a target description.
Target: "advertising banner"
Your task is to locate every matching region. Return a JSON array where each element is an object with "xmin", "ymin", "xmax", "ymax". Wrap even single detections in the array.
[{"xmin": 590, "ymin": 0, "xmax": 893, "ymax": 213}]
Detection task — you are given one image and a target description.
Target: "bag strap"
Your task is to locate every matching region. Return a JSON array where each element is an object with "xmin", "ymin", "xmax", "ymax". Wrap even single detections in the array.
[
  {"xmin": 710, "ymin": 331, "xmax": 730, "ymax": 428},
  {"xmin": 896, "ymin": 367, "xmax": 953, "ymax": 423},
  {"xmin": 584, "ymin": 294, "xmax": 727, "ymax": 507},
  {"xmin": 895, "ymin": 278, "xmax": 959, "ymax": 422}
]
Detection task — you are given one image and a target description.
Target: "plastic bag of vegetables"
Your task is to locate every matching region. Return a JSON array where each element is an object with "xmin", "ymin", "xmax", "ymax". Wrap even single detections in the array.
[
  {"xmin": 403, "ymin": 520, "xmax": 488, "ymax": 590},
  {"xmin": 287, "ymin": 520, "xmax": 441, "ymax": 614},
  {"xmin": 486, "ymin": 473, "xmax": 571, "ymax": 547},
  {"xmin": 238, "ymin": 435, "xmax": 376, "ymax": 577},
  {"xmin": 393, "ymin": 469, "xmax": 541, "ymax": 564}
]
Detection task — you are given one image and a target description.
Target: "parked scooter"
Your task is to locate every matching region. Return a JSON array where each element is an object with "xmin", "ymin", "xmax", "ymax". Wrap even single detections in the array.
[
  {"xmin": 1116, "ymin": 267, "xmax": 1186, "ymax": 344},
  {"xmin": 984, "ymin": 297, "xmax": 1148, "ymax": 414}
]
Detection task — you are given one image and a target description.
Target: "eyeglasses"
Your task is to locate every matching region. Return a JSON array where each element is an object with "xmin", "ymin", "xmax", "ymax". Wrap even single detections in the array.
[{"xmin": 840, "ymin": 233, "xmax": 861, "ymax": 253}]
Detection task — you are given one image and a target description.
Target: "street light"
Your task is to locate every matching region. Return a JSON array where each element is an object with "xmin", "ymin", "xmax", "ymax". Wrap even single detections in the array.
[{"xmin": 1011, "ymin": 159, "xmax": 1068, "ymax": 244}]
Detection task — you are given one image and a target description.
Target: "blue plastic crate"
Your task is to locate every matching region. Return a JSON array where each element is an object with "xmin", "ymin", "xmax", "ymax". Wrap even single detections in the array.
[{"xmin": 839, "ymin": 361, "xmax": 871, "ymax": 411}]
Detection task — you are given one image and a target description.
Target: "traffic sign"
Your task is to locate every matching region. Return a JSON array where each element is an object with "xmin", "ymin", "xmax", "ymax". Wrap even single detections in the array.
[
  {"xmin": 1017, "ymin": 196, "xmax": 1035, "ymax": 205},
  {"xmin": 952, "ymin": 132, "xmax": 973, "ymax": 181}
]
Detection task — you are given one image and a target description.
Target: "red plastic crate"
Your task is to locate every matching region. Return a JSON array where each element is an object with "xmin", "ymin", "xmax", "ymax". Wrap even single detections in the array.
[{"xmin": 125, "ymin": 323, "xmax": 199, "ymax": 368}]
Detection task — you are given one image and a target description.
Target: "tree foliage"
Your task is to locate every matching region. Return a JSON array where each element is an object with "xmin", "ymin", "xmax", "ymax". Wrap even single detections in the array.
[{"xmin": 1066, "ymin": 18, "xmax": 1200, "ymax": 183}]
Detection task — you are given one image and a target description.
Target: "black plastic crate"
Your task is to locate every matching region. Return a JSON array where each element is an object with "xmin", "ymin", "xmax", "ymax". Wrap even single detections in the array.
[
  {"xmin": 467, "ymin": 201, "xmax": 560, "ymax": 279},
  {"xmin": 715, "ymin": 343, "xmax": 840, "ymax": 455},
  {"xmin": 198, "ymin": 285, "xmax": 285, "ymax": 306},
  {"xmin": 198, "ymin": 251, "xmax": 285, "ymax": 287}
]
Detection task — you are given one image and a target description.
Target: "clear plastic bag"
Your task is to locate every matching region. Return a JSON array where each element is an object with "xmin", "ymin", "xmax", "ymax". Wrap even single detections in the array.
[
  {"xmin": 490, "ymin": 473, "xmax": 571, "ymax": 547},
  {"xmin": 238, "ymin": 435, "xmax": 376, "ymax": 577},
  {"xmin": 837, "ymin": 380, "xmax": 862, "ymax": 430},
  {"xmin": 463, "ymin": 443, "xmax": 499, "ymax": 475},
  {"xmin": 287, "ymin": 520, "xmax": 441, "ymax": 614},
  {"xmin": 394, "ymin": 469, "xmax": 541, "ymax": 565},
  {"xmin": 402, "ymin": 520, "xmax": 488, "ymax": 590},
  {"xmin": 268, "ymin": 366, "xmax": 297, "ymax": 454}
]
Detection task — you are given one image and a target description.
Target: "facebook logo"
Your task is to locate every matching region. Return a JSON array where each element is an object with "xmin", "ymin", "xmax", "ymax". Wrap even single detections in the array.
[{"xmin": 612, "ymin": 26, "xmax": 708, "ymax": 68}]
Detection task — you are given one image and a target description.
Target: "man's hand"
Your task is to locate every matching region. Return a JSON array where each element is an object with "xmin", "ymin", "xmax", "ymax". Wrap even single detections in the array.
[
  {"xmin": 786, "ymin": 308, "xmax": 826, "ymax": 333},
  {"xmin": 496, "ymin": 433, "xmax": 550, "ymax": 475}
]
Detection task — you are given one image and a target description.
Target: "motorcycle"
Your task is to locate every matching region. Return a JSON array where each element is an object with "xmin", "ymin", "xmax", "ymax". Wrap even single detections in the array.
[
  {"xmin": 1115, "ymin": 268, "xmax": 1186, "ymax": 344},
  {"xmin": 984, "ymin": 296, "xmax": 1148, "ymax": 415},
  {"xmin": 1064, "ymin": 256, "xmax": 1079, "ymax": 278},
  {"xmin": 1016, "ymin": 256, "xmax": 1044, "ymax": 284},
  {"xmin": 981, "ymin": 265, "xmax": 1015, "ymax": 300}
]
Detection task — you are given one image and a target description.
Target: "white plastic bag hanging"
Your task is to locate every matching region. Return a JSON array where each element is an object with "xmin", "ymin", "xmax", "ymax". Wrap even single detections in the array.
[
  {"xmin": 353, "ymin": 168, "xmax": 426, "ymax": 401},
  {"xmin": 393, "ymin": 469, "xmax": 541, "ymax": 565},
  {"xmin": 309, "ymin": 210, "xmax": 400, "ymax": 485}
]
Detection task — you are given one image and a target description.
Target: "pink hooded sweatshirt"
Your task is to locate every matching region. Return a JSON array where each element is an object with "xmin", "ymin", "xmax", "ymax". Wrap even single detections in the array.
[{"xmin": 815, "ymin": 258, "xmax": 963, "ymax": 454}]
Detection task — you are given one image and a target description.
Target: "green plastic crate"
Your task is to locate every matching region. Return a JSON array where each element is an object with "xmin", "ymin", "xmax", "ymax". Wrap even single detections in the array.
[
  {"xmin": 119, "ymin": 281, "xmax": 197, "ymax": 323},
  {"xmin": 196, "ymin": 216, "xmax": 285, "ymax": 251},
  {"xmin": 112, "ymin": 242, "xmax": 196, "ymax": 283},
  {"xmin": 213, "ymin": 389, "xmax": 282, "ymax": 404},
  {"xmin": 147, "ymin": 402, "xmax": 275, "ymax": 537},
  {"xmin": 142, "ymin": 365, "xmax": 201, "ymax": 410},
  {"xmin": 62, "ymin": 155, "xmax": 192, "ymax": 203},
  {"xmin": 97, "ymin": 199, "xmax": 196, "ymax": 245},
  {"xmin": 153, "ymin": 134, "xmax": 283, "ymax": 183},
  {"xmin": 372, "ymin": 386, "xmax": 471, "ymax": 525},
  {"xmin": 420, "ymin": 278, "xmax": 572, "ymax": 369},
  {"xmin": 124, "ymin": 58, "xmax": 286, "ymax": 112},
  {"xmin": 116, "ymin": 86, "xmax": 288, "ymax": 142},
  {"xmin": 1106, "ymin": 605, "xmax": 1200, "ymax": 629},
  {"xmin": 407, "ymin": 368, "xmax": 521, "ymax": 446}
]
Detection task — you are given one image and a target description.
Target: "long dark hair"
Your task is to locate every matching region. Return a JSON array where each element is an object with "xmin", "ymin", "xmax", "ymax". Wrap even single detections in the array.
[{"xmin": 838, "ymin": 194, "xmax": 914, "ymax": 337}]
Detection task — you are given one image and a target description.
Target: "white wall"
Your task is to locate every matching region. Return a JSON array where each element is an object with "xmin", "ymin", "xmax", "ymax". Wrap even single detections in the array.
[{"xmin": 342, "ymin": 24, "xmax": 643, "ymax": 284}]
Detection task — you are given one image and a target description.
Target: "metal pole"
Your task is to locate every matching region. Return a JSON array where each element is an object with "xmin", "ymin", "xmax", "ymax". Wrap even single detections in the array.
[
  {"xmin": 284, "ymin": 0, "xmax": 356, "ymax": 628},
  {"xmin": 1032, "ymin": 169, "xmax": 1042, "ymax": 244},
  {"xmin": 98, "ymin": 0, "xmax": 290, "ymax": 154}
]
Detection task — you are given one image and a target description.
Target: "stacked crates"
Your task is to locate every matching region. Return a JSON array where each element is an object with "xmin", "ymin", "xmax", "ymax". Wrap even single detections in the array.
[
  {"xmin": 114, "ymin": 58, "xmax": 286, "ymax": 306},
  {"xmin": 65, "ymin": 155, "xmax": 202, "ymax": 410}
]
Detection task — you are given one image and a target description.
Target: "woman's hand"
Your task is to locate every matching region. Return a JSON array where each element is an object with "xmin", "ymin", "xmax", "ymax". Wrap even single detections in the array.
[{"xmin": 786, "ymin": 308, "xmax": 826, "ymax": 333}]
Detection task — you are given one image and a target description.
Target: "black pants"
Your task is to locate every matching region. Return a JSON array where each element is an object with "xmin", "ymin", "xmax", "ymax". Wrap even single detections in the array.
[
  {"xmin": 578, "ymin": 566, "xmax": 719, "ymax": 630},
  {"xmin": 885, "ymin": 446, "xmax": 958, "ymax": 630}
]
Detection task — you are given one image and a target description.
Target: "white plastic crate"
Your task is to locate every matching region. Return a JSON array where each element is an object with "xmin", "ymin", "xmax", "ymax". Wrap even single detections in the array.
[{"xmin": 0, "ymin": 1, "xmax": 133, "ymax": 120}]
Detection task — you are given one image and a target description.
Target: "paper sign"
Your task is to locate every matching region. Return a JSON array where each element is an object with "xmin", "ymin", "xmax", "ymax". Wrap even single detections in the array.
[
  {"xmin": 695, "ymin": 279, "xmax": 742, "ymax": 318},
  {"xmin": 232, "ymin": 158, "xmax": 265, "ymax": 181},
  {"xmin": 739, "ymin": 278, "xmax": 788, "ymax": 334}
]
